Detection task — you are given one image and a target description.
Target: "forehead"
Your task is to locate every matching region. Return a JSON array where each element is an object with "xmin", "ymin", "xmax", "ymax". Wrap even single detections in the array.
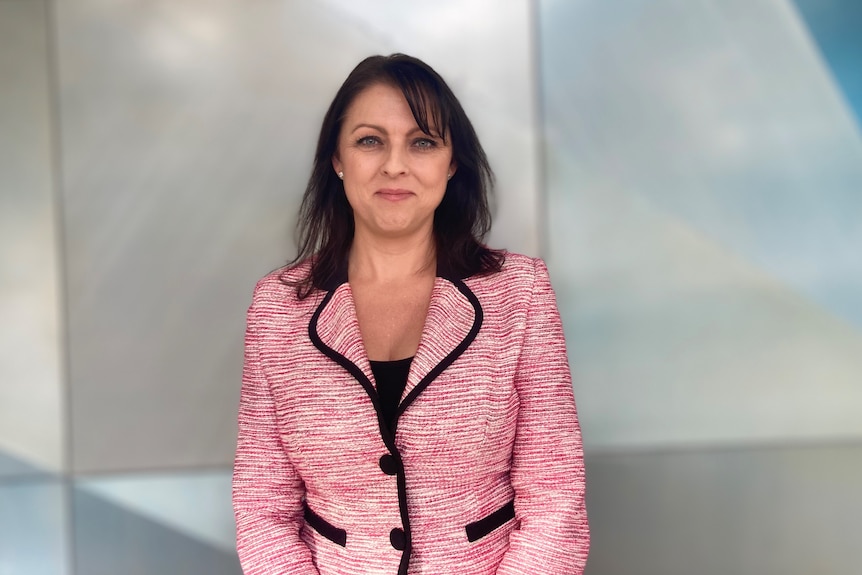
[
  {"xmin": 344, "ymin": 84, "xmax": 410, "ymax": 119},
  {"xmin": 342, "ymin": 83, "xmax": 440, "ymax": 133}
]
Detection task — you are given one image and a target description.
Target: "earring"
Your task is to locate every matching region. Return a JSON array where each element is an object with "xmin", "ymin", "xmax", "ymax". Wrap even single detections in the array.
[
  {"xmin": 337, "ymin": 171, "xmax": 344, "ymax": 179},
  {"xmin": 447, "ymin": 172, "xmax": 452, "ymax": 180}
]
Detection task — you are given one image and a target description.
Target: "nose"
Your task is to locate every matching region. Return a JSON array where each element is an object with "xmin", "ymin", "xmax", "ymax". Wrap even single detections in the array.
[{"xmin": 381, "ymin": 146, "xmax": 408, "ymax": 177}]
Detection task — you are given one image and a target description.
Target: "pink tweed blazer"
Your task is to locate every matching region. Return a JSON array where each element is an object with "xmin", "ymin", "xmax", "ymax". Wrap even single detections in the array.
[{"xmin": 233, "ymin": 253, "xmax": 589, "ymax": 574}]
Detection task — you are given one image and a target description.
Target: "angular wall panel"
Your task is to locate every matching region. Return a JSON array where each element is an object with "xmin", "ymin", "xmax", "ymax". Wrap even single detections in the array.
[
  {"xmin": 585, "ymin": 445, "xmax": 862, "ymax": 575},
  {"xmin": 73, "ymin": 486, "xmax": 240, "ymax": 575},
  {"xmin": 539, "ymin": 0, "xmax": 862, "ymax": 449},
  {"xmin": 56, "ymin": 0, "xmax": 538, "ymax": 473},
  {"xmin": 0, "ymin": 481, "xmax": 70, "ymax": 575},
  {"xmin": 0, "ymin": 0, "xmax": 65, "ymax": 474},
  {"xmin": 76, "ymin": 471, "xmax": 235, "ymax": 552}
]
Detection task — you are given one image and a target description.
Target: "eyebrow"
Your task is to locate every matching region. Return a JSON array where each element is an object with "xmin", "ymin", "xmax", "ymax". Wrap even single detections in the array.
[{"xmin": 349, "ymin": 123, "xmax": 440, "ymax": 137}]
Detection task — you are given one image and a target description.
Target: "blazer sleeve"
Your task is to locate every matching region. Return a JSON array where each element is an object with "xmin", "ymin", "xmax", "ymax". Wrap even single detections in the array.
[
  {"xmin": 232, "ymin": 289, "xmax": 320, "ymax": 575},
  {"xmin": 495, "ymin": 258, "xmax": 590, "ymax": 574}
]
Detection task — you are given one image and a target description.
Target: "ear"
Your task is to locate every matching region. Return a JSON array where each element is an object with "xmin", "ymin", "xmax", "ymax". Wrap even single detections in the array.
[
  {"xmin": 447, "ymin": 160, "xmax": 457, "ymax": 180},
  {"xmin": 332, "ymin": 155, "xmax": 342, "ymax": 176}
]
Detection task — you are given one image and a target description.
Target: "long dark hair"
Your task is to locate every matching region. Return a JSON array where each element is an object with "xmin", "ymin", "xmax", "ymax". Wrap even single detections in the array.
[{"xmin": 285, "ymin": 53, "xmax": 504, "ymax": 298}]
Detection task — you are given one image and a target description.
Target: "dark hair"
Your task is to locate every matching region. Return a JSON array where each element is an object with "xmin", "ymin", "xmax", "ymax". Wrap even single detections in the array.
[{"xmin": 285, "ymin": 53, "xmax": 504, "ymax": 298}]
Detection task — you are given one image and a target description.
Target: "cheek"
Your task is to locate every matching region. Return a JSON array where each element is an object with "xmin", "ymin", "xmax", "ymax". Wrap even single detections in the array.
[
  {"xmin": 343, "ymin": 186, "xmax": 362, "ymax": 211},
  {"xmin": 352, "ymin": 154, "xmax": 383, "ymax": 179},
  {"xmin": 426, "ymin": 187, "xmax": 447, "ymax": 212},
  {"xmin": 421, "ymin": 159, "xmax": 453, "ymax": 186},
  {"xmin": 340, "ymin": 180, "xmax": 363, "ymax": 212}
]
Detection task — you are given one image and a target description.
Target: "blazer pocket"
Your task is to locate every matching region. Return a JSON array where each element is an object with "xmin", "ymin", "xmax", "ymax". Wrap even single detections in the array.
[
  {"xmin": 465, "ymin": 499, "xmax": 515, "ymax": 542},
  {"xmin": 303, "ymin": 503, "xmax": 347, "ymax": 547}
]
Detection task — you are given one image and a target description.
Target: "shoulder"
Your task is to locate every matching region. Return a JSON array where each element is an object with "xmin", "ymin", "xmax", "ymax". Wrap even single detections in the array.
[
  {"xmin": 471, "ymin": 251, "xmax": 549, "ymax": 288},
  {"xmin": 248, "ymin": 261, "xmax": 317, "ymax": 315},
  {"xmin": 467, "ymin": 251, "xmax": 554, "ymax": 305},
  {"xmin": 500, "ymin": 251, "xmax": 545, "ymax": 277}
]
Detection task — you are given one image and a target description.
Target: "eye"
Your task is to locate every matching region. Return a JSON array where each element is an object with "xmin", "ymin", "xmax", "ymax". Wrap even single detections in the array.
[
  {"xmin": 356, "ymin": 135, "xmax": 381, "ymax": 147},
  {"xmin": 413, "ymin": 138, "xmax": 438, "ymax": 149}
]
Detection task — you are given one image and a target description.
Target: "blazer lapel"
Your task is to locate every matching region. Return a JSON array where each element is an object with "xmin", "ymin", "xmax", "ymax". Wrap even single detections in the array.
[
  {"xmin": 397, "ymin": 277, "xmax": 483, "ymax": 420},
  {"xmin": 308, "ymin": 283, "xmax": 374, "ymax": 392},
  {"xmin": 308, "ymin": 276, "xmax": 483, "ymax": 429}
]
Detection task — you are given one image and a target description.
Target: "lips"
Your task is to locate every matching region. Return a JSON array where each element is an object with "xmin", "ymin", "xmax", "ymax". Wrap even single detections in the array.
[{"xmin": 375, "ymin": 189, "xmax": 414, "ymax": 201}]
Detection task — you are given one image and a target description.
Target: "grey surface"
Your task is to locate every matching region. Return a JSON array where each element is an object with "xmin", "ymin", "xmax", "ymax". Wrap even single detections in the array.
[
  {"xmin": 73, "ymin": 488, "xmax": 241, "ymax": 575},
  {"xmin": 584, "ymin": 443, "xmax": 862, "ymax": 575},
  {"xmin": 56, "ymin": 0, "xmax": 301, "ymax": 473},
  {"xmin": 76, "ymin": 469, "xmax": 235, "ymax": 552},
  {"xmin": 0, "ymin": 0, "xmax": 65, "ymax": 473},
  {"xmin": 0, "ymin": 480, "xmax": 69, "ymax": 575},
  {"xmin": 0, "ymin": 449, "xmax": 51, "ymax": 479},
  {"xmin": 3, "ymin": 445, "xmax": 859, "ymax": 575},
  {"xmin": 5, "ymin": 2, "xmax": 860, "ymax": 574},
  {"xmin": 539, "ymin": 0, "xmax": 862, "ymax": 449},
  {"xmin": 55, "ymin": 0, "xmax": 538, "ymax": 473}
]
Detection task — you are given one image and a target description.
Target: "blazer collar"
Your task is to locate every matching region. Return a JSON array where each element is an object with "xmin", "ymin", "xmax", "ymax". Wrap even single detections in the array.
[{"xmin": 308, "ymin": 273, "xmax": 483, "ymax": 427}]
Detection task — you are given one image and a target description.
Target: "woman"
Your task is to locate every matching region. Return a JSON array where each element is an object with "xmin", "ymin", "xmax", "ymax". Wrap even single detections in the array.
[{"xmin": 233, "ymin": 54, "xmax": 589, "ymax": 575}]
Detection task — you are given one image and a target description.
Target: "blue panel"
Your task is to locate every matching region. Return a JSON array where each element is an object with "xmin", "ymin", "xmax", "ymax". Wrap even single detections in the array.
[
  {"xmin": 539, "ymin": 0, "xmax": 862, "ymax": 330},
  {"xmin": 0, "ymin": 480, "xmax": 69, "ymax": 575},
  {"xmin": 0, "ymin": 449, "xmax": 51, "ymax": 478},
  {"xmin": 76, "ymin": 470, "xmax": 236, "ymax": 552},
  {"xmin": 73, "ymin": 487, "xmax": 241, "ymax": 575},
  {"xmin": 538, "ymin": 0, "xmax": 862, "ymax": 449},
  {"xmin": 793, "ymin": 0, "xmax": 862, "ymax": 125}
]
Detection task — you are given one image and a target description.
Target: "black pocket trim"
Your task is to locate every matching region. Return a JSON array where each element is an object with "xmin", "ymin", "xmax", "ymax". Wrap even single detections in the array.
[
  {"xmin": 465, "ymin": 499, "xmax": 515, "ymax": 542},
  {"xmin": 303, "ymin": 503, "xmax": 347, "ymax": 547}
]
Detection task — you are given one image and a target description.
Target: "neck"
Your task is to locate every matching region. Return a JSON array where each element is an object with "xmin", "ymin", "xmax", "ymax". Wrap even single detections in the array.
[{"xmin": 348, "ymin": 228, "xmax": 436, "ymax": 283}]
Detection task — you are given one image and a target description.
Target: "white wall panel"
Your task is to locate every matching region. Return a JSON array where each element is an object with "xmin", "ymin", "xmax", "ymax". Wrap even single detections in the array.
[
  {"xmin": 540, "ymin": 0, "xmax": 862, "ymax": 450},
  {"xmin": 321, "ymin": 0, "xmax": 541, "ymax": 254},
  {"xmin": 0, "ymin": 0, "xmax": 64, "ymax": 473},
  {"xmin": 585, "ymin": 445, "xmax": 862, "ymax": 575},
  {"xmin": 56, "ymin": 0, "xmax": 538, "ymax": 472}
]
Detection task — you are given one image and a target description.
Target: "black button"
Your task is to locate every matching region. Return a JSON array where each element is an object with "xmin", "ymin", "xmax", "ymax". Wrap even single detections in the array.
[
  {"xmin": 379, "ymin": 454, "xmax": 398, "ymax": 475},
  {"xmin": 390, "ymin": 527, "xmax": 406, "ymax": 550}
]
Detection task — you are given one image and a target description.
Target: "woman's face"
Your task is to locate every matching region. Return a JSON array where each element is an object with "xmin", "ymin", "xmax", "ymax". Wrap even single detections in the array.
[{"xmin": 333, "ymin": 83, "xmax": 456, "ymax": 242}]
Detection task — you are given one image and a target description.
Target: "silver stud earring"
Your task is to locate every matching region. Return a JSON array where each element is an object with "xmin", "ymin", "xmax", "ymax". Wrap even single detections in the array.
[
  {"xmin": 337, "ymin": 171, "xmax": 344, "ymax": 179},
  {"xmin": 447, "ymin": 172, "xmax": 452, "ymax": 180}
]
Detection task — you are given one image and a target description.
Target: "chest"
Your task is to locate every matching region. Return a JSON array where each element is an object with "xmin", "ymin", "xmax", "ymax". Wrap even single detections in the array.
[
  {"xmin": 268, "ymin": 335, "xmax": 521, "ymax": 480},
  {"xmin": 260, "ymin": 276, "xmax": 529, "ymax": 479},
  {"xmin": 350, "ymin": 277, "xmax": 434, "ymax": 361}
]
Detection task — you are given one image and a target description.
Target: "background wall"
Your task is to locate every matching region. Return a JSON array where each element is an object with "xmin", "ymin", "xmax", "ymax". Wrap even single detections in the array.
[
  {"xmin": 0, "ymin": 0, "xmax": 64, "ymax": 475},
  {"xmin": 1, "ymin": 0, "xmax": 859, "ymax": 574},
  {"xmin": 539, "ymin": 1, "xmax": 862, "ymax": 572},
  {"xmin": 56, "ymin": 0, "xmax": 539, "ymax": 476},
  {"xmin": 0, "ymin": 2, "xmax": 69, "ymax": 574}
]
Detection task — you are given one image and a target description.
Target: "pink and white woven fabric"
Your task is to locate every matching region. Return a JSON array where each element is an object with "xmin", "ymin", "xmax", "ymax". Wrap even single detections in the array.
[{"xmin": 233, "ymin": 253, "xmax": 589, "ymax": 574}]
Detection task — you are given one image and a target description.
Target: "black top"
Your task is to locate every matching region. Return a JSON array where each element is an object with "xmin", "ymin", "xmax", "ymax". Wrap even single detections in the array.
[{"xmin": 369, "ymin": 357, "xmax": 413, "ymax": 430}]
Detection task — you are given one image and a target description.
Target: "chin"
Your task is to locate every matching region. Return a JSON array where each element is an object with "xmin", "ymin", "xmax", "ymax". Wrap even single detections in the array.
[{"xmin": 374, "ymin": 222, "xmax": 427, "ymax": 238}]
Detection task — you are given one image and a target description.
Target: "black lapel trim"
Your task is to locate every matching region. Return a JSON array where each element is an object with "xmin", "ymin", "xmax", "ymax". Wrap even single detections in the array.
[
  {"xmin": 308, "ymin": 289, "xmax": 413, "ymax": 573},
  {"xmin": 392, "ymin": 277, "xmax": 483, "ymax": 431},
  {"xmin": 307, "ymin": 289, "xmax": 395, "ymax": 445},
  {"xmin": 307, "ymin": 276, "xmax": 483, "ymax": 575}
]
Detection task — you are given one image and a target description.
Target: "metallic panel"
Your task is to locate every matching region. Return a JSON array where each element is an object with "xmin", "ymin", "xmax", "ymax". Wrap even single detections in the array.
[
  {"xmin": 55, "ymin": 0, "xmax": 538, "ymax": 472},
  {"xmin": 76, "ymin": 470, "xmax": 235, "ymax": 552},
  {"xmin": 793, "ymin": 0, "xmax": 862, "ymax": 123},
  {"xmin": 539, "ymin": 0, "xmax": 862, "ymax": 449},
  {"xmin": 319, "ymin": 0, "xmax": 541, "ymax": 254},
  {"xmin": 0, "ymin": 480, "xmax": 70, "ymax": 575},
  {"xmin": 73, "ymin": 486, "xmax": 240, "ymax": 575},
  {"xmin": 585, "ymin": 444, "xmax": 862, "ymax": 574},
  {"xmin": 0, "ymin": 0, "xmax": 65, "ymax": 474}
]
